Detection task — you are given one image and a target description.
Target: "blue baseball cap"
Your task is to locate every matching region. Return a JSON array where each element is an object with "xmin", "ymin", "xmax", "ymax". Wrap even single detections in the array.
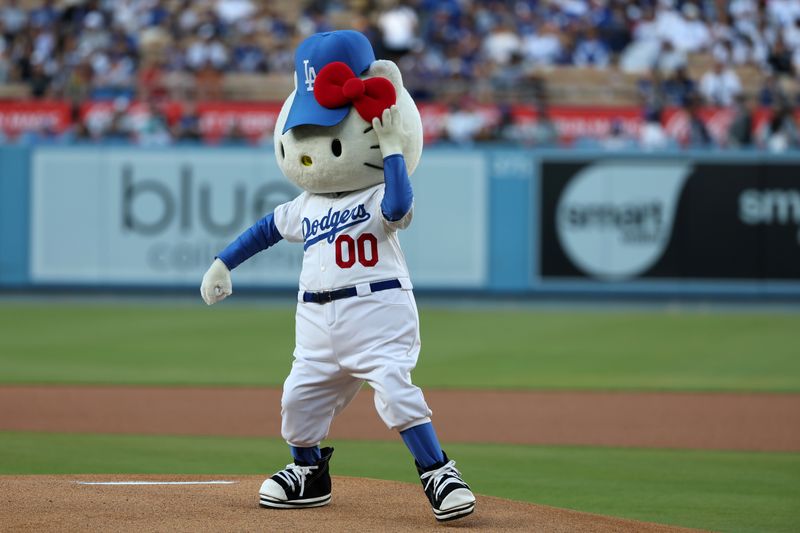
[{"xmin": 282, "ymin": 31, "xmax": 376, "ymax": 134}]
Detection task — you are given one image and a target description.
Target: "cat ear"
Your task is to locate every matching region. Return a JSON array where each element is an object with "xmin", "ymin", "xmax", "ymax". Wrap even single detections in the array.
[{"xmin": 364, "ymin": 60, "xmax": 403, "ymax": 95}]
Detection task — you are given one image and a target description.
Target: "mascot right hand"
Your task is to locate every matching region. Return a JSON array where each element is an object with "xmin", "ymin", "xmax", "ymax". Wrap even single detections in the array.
[{"xmin": 200, "ymin": 258, "xmax": 232, "ymax": 305}]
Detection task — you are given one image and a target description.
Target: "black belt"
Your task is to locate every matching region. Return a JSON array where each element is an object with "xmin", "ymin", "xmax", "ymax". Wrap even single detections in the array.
[{"xmin": 302, "ymin": 279, "xmax": 402, "ymax": 304}]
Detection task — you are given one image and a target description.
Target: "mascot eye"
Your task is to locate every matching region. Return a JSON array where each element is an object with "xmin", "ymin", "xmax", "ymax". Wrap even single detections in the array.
[
  {"xmin": 331, "ymin": 138, "xmax": 342, "ymax": 157},
  {"xmin": 280, "ymin": 142, "xmax": 285, "ymax": 159}
]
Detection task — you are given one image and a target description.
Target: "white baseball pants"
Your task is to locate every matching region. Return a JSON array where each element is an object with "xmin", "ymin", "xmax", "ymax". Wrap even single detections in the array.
[{"xmin": 280, "ymin": 286, "xmax": 432, "ymax": 447}]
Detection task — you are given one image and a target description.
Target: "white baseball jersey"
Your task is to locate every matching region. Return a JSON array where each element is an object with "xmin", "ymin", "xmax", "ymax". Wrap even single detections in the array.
[
  {"xmin": 272, "ymin": 183, "xmax": 431, "ymax": 447},
  {"xmin": 273, "ymin": 183, "xmax": 413, "ymax": 292}
]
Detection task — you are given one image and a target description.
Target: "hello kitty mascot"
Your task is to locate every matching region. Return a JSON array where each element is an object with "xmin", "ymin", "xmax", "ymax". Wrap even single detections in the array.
[{"xmin": 200, "ymin": 30, "xmax": 475, "ymax": 522}]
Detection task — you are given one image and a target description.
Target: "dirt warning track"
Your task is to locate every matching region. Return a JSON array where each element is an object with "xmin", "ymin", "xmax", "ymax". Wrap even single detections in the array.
[
  {"xmin": 2, "ymin": 385, "xmax": 799, "ymax": 451},
  {"xmin": 0, "ymin": 475, "xmax": 702, "ymax": 533}
]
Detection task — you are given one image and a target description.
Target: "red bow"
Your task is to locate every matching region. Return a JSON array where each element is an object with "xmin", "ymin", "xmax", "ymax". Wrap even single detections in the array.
[{"xmin": 313, "ymin": 61, "xmax": 396, "ymax": 123}]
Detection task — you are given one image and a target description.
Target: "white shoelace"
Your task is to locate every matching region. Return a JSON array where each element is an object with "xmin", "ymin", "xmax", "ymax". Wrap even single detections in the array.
[
  {"xmin": 420, "ymin": 460, "xmax": 466, "ymax": 500},
  {"xmin": 274, "ymin": 463, "xmax": 318, "ymax": 497}
]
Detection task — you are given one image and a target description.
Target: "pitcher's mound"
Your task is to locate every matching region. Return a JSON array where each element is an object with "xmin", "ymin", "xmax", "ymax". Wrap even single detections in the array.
[{"xmin": 1, "ymin": 475, "xmax": 698, "ymax": 532}]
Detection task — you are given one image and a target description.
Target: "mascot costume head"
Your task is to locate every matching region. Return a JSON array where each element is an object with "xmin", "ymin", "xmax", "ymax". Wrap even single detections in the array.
[{"xmin": 273, "ymin": 30, "xmax": 423, "ymax": 193}]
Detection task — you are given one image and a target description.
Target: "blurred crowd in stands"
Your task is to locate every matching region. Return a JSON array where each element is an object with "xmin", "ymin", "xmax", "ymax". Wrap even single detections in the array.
[{"xmin": 1, "ymin": 0, "xmax": 800, "ymax": 150}]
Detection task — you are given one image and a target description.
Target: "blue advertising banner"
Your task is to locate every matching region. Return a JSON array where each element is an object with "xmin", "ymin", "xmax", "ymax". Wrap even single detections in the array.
[{"xmin": 28, "ymin": 147, "xmax": 488, "ymax": 289}]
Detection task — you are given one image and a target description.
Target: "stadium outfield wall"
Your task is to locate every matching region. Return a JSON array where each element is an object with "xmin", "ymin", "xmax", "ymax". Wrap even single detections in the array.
[{"xmin": 1, "ymin": 145, "xmax": 799, "ymax": 298}]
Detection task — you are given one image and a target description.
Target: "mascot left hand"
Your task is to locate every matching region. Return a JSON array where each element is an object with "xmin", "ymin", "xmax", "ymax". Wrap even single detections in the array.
[
  {"xmin": 201, "ymin": 258, "xmax": 232, "ymax": 305},
  {"xmin": 373, "ymin": 105, "xmax": 404, "ymax": 157}
]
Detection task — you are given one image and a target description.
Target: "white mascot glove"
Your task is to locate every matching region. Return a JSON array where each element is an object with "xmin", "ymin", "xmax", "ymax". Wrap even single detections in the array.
[
  {"xmin": 372, "ymin": 105, "xmax": 404, "ymax": 157},
  {"xmin": 200, "ymin": 258, "xmax": 232, "ymax": 305}
]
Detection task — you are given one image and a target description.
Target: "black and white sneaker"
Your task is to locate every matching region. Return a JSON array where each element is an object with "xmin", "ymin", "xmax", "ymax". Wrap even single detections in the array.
[
  {"xmin": 258, "ymin": 447, "xmax": 333, "ymax": 509},
  {"xmin": 416, "ymin": 452, "xmax": 476, "ymax": 522}
]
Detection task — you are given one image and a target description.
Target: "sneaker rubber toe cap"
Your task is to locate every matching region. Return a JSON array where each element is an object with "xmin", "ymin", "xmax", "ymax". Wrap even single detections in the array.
[
  {"xmin": 259, "ymin": 479, "xmax": 287, "ymax": 501},
  {"xmin": 440, "ymin": 488, "xmax": 476, "ymax": 511}
]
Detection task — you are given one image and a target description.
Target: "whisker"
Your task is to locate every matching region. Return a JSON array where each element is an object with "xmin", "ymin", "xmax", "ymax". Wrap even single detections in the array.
[
  {"xmin": 370, "ymin": 145, "xmax": 380, "ymax": 149},
  {"xmin": 363, "ymin": 126, "xmax": 374, "ymax": 133},
  {"xmin": 364, "ymin": 162, "xmax": 384, "ymax": 170}
]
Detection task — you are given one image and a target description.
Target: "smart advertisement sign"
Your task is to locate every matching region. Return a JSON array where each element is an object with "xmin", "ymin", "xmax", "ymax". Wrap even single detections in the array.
[{"xmin": 540, "ymin": 159, "xmax": 800, "ymax": 282}]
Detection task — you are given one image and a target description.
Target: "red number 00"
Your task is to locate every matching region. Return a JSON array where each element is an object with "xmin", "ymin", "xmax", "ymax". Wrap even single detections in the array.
[{"xmin": 335, "ymin": 233, "xmax": 378, "ymax": 269}]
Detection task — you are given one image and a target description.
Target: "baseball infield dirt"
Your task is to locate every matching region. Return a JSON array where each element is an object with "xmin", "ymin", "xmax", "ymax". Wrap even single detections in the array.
[
  {"xmin": 1, "ymin": 385, "xmax": 798, "ymax": 451},
  {"xmin": 0, "ymin": 475, "xmax": 702, "ymax": 533},
  {"xmin": 2, "ymin": 385, "xmax": 793, "ymax": 531}
]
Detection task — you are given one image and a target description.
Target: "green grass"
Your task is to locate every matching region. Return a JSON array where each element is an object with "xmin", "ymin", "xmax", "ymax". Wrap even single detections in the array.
[
  {"xmin": 2, "ymin": 431, "xmax": 798, "ymax": 533},
  {"xmin": 1, "ymin": 303, "xmax": 799, "ymax": 391}
]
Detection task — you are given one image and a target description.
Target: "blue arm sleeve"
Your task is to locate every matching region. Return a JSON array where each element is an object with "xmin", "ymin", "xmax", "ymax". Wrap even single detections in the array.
[
  {"xmin": 217, "ymin": 212, "xmax": 283, "ymax": 270},
  {"xmin": 381, "ymin": 154, "xmax": 413, "ymax": 222}
]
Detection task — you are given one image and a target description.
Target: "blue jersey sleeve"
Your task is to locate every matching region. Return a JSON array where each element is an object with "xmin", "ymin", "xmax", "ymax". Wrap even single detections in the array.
[
  {"xmin": 217, "ymin": 212, "xmax": 283, "ymax": 270},
  {"xmin": 381, "ymin": 154, "xmax": 413, "ymax": 222}
]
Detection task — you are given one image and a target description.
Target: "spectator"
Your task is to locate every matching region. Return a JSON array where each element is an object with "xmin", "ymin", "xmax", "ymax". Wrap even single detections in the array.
[
  {"xmin": 601, "ymin": 4, "xmax": 632, "ymax": 53},
  {"xmin": 792, "ymin": 37, "xmax": 800, "ymax": 75},
  {"xmin": 768, "ymin": 36, "xmax": 794, "ymax": 75},
  {"xmin": 186, "ymin": 25, "xmax": 229, "ymax": 71},
  {"xmin": 58, "ymin": 59, "xmax": 92, "ymax": 102},
  {"xmin": 398, "ymin": 47, "xmax": 438, "ymax": 100},
  {"xmin": 194, "ymin": 61, "xmax": 223, "ymax": 100},
  {"xmin": 93, "ymin": 39, "xmax": 137, "ymax": 100},
  {"xmin": 655, "ymin": 40, "xmax": 688, "ymax": 76},
  {"xmin": 663, "ymin": 66, "xmax": 697, "ymax": 106},
  {"xmin": 657, "ymin": 1, "xmax": 711, "ymax": 53},
  {"xmin": 711, "ymin": 39, "xmax": 734, "ymax": 65},
  {"xmin": 132, "ymin": 101, "xmax": 171, "ymax": 146},
  {"xmin": 443, "ymin": 101, "xmax": 486, "ymax": 144},
  {"xmin": 620, "ymin": 7, "xmax": 662, "ymax": 73},
  {"xmin": 78, "ymin": 11, "xmax": 111, "ymax": 57},
  {"xmin": 684, "ymin": 97, "xmax": 713, "ymax": 147},
  {"xmin": 699, "ymin": 60, "xmax": 742, "ymax": 106},
  {"xmin": 633, "ymin": 5, "xmax": 659, "ymax": 43},
  {"xmin": 768, "ymin": 0, "xmax": 800, "ymax": 28},
  {"xmin": 221, "ymin": 120, "xmax": 249, "ymax": 146},
  {"xmin": 28, "ymin": 62, "xmax": 51, "ymax": 98},
  {"xmin": 676, "ymin": 2, "xmax": 711, "ymax": 52},
  {"xmin": 378, "ymin": 1, "xmax": 418, "ymax": 59},
  {"xmin": 639, "ymin": 108, "xmax": 671, "ymax": 151},
  {"xmin": 73, "ymin": 119, "xmax": 93, "ymax": 143},
  {"xmin": 173, "ymin": 100, "xmax": 202, "ymax": 142},
  {"xmin": 759, "ymin": 104, "xmax": 800, "ymax": 151},
  {"xmin": 1, "ymin": 0, "xmax": 27, "ymax": 35},
  {"xmin": 29, "ymin": 0, "xmax": 57, "ymax": 29},
  {"xmin": 782, "ymin": 17, "xmax": 800, "ymax": 50},
  {"xmin": 265, "ymin": 40, "xmax": 293, "ymax": 73},
  {"xmin": 233, "ymin": 33, "xmax": 267, "ymax": 73},
  {"xmin": 105, "ymin": 98, "xmax": 134, "ymax": 143},
  {"xmin": 492, "ymin": 52, "xmax": 527, "ymax": 93},
  {"xmin": 520, "ymin": 22, "xmax": 564, "ymax": 67},
  {"xmin": 758, "ymin": 73, "xmax": 790, "ymax": 107},
  {"xmin": 31, "ymin": 26, "xmax": 56, "ymax": 63},
  {"xmin": 482, "ymin": 22, "xmax": 521, "ymax": 66},
  {"xmin": 138, "ymin": 58, "xmax": 169, "ymax": 101},
  {"xmin": 529, "ymin": 104, "xmax": 558, "ymax": 147},
  {"xmin": 601, "ymin": 119, "xmax": 636, "ymax": 150},
  {"xmin": 728, "ymin": 95, "xmax": 754, "ymax": 147},
  {"xmin": 637, "ymin": 68, "xmax": 665, "ymax": 111},
  {"xmin": 215, "ymin": 0, "xmax": 256, "ymax": 25},
  {"xmin": 573, "ymin": 27, "xmax": 611, "ymax": 68},
  {"xmin": 0, "ymin": 48, "xmax": 10, "ymax": 84}
]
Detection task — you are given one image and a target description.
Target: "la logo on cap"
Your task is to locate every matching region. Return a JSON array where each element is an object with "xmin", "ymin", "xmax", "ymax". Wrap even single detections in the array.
[{"xmin": 303, "ymin": 60, "xmax": 317, "ymax": 92}]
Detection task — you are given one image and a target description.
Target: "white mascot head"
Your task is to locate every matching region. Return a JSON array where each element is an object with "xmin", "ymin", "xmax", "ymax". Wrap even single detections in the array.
[{"xmin": 274, "ymin": 31, "xmax": 423, "ymax": 194}]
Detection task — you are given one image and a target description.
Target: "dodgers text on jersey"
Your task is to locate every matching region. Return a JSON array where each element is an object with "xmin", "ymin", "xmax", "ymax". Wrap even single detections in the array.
[{"xmin": 302, "ymin": 204, "xmax": 371, "ymax": 250}]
